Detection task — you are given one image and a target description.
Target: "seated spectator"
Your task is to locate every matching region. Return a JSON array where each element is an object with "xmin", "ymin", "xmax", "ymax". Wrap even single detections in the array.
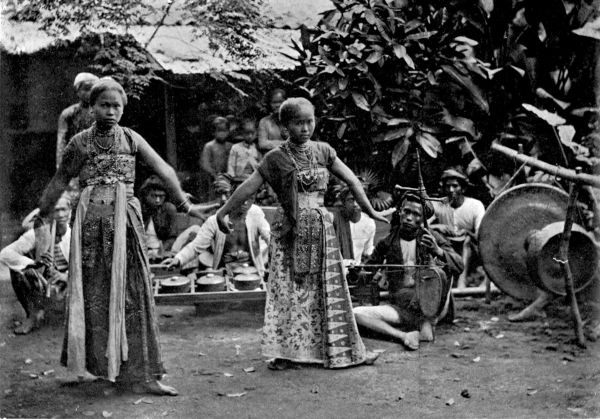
[
  {"xmin": 200, "ymin": 116, "xmax": 233, "ymax": 186},
  {"xmin": 353, "ymin": 193, "xmax": 463, "ymax": 350},
  {"xmin": 0, "ymin": 195, "xmax": 72, "ymax": 334},
  {"xmin": 162, "ymin": 178, "xmax": 270, "ymax": 279},
  {"xmin": 431, "ymin": 168, "xmax": 486, "ymax": 288},
  {"xmin": 140, "ymin": 175, "xmax": 178, "ymax": 259},
  {"xmin": 227, "ymin": 118, "xmax": 261, "ymax": 179},
  {"xmin": 333, "ymin": 187, "xmax": 376, "ymax": 266}
]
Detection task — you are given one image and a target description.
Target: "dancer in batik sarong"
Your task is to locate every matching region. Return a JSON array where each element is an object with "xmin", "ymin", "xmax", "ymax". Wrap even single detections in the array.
[
  {"xmin": 37, "ymin": 79, "xmax": 216, "ymax": 396},
  {"xmin": 216, "ymin": 97, "xmax": 388, "ymax": 370}
]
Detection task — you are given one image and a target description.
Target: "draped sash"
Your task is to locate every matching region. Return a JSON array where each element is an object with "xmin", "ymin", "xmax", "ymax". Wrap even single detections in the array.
[{"xmin": 66, "ymin": 182, "xmax": 129, "ymax": 381}]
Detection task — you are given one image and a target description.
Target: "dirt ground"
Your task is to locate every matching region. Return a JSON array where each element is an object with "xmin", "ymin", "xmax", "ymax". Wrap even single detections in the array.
[{"xmin": 1, "ymin": 276, "xmax": 599, "ymax": 419}]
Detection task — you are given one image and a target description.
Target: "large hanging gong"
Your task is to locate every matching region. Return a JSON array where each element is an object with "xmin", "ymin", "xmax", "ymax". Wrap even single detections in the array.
[{"xmin": 478, "ymin": 183, "xmax": 573, "ymax": 301}]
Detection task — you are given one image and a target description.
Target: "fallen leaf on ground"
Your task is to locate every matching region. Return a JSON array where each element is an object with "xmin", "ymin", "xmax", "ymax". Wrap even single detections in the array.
[
  {"xmin": 227, "ymin": 392, "xmax": 247, "ymax": 397},
  {"xmin": 472, "ymin": 357, "xmax": 481, "ymax": 363},
  {"xmin": 243, "ymin": 367, "xmax": 255, "ymax": 373},
  {"xmin": 102, "ymin": 411, "xmax": 113, "ymax": 418},
  {"xmin": 446, "ymin": 398, "xmax": 455, "ymax": 406},
  {"xmin": 527, "ymin": 389, "xmax": 538, "ymax": 396},
  {"xmin": 567, "ymin": 407, "xmax": 584, "ymax": 413}
]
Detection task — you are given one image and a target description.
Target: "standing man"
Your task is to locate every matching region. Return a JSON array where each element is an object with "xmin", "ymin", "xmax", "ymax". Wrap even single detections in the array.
[
  {"xmin": 0, "ymin": 195, "xmax": 72, "ymax": 334},
  {"xmin": 56, "ymin": 72, "xmax": 99, "ymax": 168},
  {"xmin": 334, "ymin": 187, "xmax": 376, "ymax": 266},
  {"xmin": 353, "ymin": 193, "xmax": 463, "ymax": 349},
  {"xmin": 431, "ymin": 168, "xmax": 486, "ymax": 288}
]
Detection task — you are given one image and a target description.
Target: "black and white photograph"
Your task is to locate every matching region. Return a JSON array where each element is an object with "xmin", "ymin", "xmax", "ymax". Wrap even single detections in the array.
[{"xmin": 0, "ymin": 0, "xmax": 599, "ymax": 417}]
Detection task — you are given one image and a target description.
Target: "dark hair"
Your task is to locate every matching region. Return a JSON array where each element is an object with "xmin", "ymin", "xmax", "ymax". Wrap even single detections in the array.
[
  {"xmin": 140, "ymin": 175, "xmax": 167, "ymax": 196},
  {"xmin": 89, "ymin": 79, "xmax": 128, "ymax": 106},
  {"xmin": 399, "ymin": 192, "xmax": 434, "ymax": 219},
  {"xmin": 212, "ymin": 116, "xmax": 230, "ymax": 131},
  {"xmin": 279, "ymin": 97, "xmax": 315, "ymax": 125},
  {"xmin": 269, "ymin": 88, "xmax": 287, "ymax": 102}
]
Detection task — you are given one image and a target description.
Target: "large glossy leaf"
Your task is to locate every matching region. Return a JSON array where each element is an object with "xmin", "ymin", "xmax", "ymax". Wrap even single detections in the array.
[
  {"xmin": 366, "ymin": 50, "xmax": 383, "ymax": 63},
  {"xmin": 387, "ymin": 118, "xmax": 412, "ymax": 126},
  {"xmin": 416, "ymin": 131, "xmax": 442, "ymax": 158},
  {"xmin": 440, "ymin": 64, "xmax": 489, "ymax": 114},
  {"xmin": 352, "ymin": 92, "xmax": 371, "ymax": 111},
  {"xmin": 391, "ymin": 137, "xmax": 411, "ymax": 167},
  {"xmin": 405, "ymin": 31, "xmax": 438, "ymax": 41},
  {"xmin": 522, "ymin": 103, "xmax": 566, "ymax": 126},
  {"xmin": 393, "ymin": 44, "xmax": 406, "ymax": 59}
]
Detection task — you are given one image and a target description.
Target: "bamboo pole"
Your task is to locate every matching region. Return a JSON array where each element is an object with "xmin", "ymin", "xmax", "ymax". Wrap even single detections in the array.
[
  {"xmin": 557, "ymin": 171, "xmax": 586, "ymax": 347},
  {"xmin": 491, "ymin": 142, "xmax": 600, "ymax": 188}
]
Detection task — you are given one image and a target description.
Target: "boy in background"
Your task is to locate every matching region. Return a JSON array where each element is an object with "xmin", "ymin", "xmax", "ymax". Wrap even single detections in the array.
[{"xmin": 227, "ymin": 117, "xmax": 261, "ymax": 180}]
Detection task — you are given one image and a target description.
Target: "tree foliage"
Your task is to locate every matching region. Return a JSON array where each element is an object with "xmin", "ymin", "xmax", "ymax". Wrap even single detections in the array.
[{"xmin": 292, "ymin": 0, "xmax": 599, "ymax": 196}]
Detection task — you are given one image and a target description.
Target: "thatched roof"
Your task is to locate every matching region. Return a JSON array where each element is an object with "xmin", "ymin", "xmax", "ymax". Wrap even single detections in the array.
[
  {"xmin": 0, "ymin": 19, "xmax": 302, "ymax": 72},
  {"xmin": 0, "ymin": 0, "xmax": 334, "ymax": 73}
]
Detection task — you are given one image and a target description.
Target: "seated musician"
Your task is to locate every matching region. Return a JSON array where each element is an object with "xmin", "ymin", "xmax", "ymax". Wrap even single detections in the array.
[
  {"xmin": 0, "ymin": 194, "xmax": 71, "ymax": 334},
  {"xmin": 333, "ymin": 187, "xmax": 376, "ymax": 266},
  {"xmin": 353, "ymin": 193, "xmax": 463, "ymax": 350},
  {"xmin": 430, "ymin": 168, "xmax": 485, "ymax": 288},
  {"xmin": 161, "ymin": 177, "xmax": 270, "ymax": 280},
  {"xmin": 140, "ymin": 175, "xmax": 179, "ymax": 259}
]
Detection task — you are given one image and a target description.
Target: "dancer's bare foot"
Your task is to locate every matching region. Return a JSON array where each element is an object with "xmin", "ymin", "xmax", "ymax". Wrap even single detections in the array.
[
  {"xmin": 14, "ymin": 310, "xmax": 43, "ymax": 335},
  {"xmin": 508, "ymin": 308, "xmax": 546, "ymax": 322},
  {"xmin": 131, "ymin": 380, "xmax": 178, "ymax": 396},
  {"xmin": 363, "ymin": 351, "xmax": 381, "ymax": 365},
  {"xmin": 401, "ymin": 331, "xmax": 420, "ymax": 350},
  {"xmin": 420, "ymin": 321, "xmax": 434, "ymax": 342}
]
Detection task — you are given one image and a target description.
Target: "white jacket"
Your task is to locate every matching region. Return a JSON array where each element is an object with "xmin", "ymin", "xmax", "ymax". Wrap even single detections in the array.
[
  {"xmin": 175, "ymin": 205, "xmax": 270, "ymax": 276},
  {"xmin": 0, "ymin": 227, "xmax": 71, "ymax": 272}
]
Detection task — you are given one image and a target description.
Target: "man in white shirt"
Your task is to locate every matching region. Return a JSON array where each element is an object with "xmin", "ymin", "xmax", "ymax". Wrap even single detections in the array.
[
  {"xmin": 0, "ymin": 195, "xmax": 71, "ymax": 334},
  {"xmin": 431, "ymin": 168, "xmax": 486, "ymax": 288},
  {"xmin": 334, "ymin": 188, "xmax": 376, "ymax": 266}
]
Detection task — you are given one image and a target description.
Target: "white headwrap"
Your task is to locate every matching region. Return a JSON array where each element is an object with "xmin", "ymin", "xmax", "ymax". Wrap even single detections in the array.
[{"xmin": 73, "ymin": 72, "xmax": 99, "ymax": 90}]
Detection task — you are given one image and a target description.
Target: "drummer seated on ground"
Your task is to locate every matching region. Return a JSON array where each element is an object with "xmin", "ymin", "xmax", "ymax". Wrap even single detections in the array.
[
  {"xmin": 353, "ymin": 193, "xmax": 463, "ymax": 350},
  {"xmin": 0, "ymin": 194, "xmax": 72, "ymax": 334},
  {"xmin": 161, "ymin": 179, "xmax": 270, "ymax": 287},
  {"xmin": 430, "ymin": 168, "xmax": 486, "ymax": 289}
]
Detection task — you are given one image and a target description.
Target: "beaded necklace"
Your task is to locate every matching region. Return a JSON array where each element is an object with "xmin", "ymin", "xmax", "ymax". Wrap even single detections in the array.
[
  {"xmin": 90, "ymin": 124, "xmax": 118, "ymax": 154},
  {"xmin": 282, "ymin": 140, "xmax": 318, "ymax": 190}
]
